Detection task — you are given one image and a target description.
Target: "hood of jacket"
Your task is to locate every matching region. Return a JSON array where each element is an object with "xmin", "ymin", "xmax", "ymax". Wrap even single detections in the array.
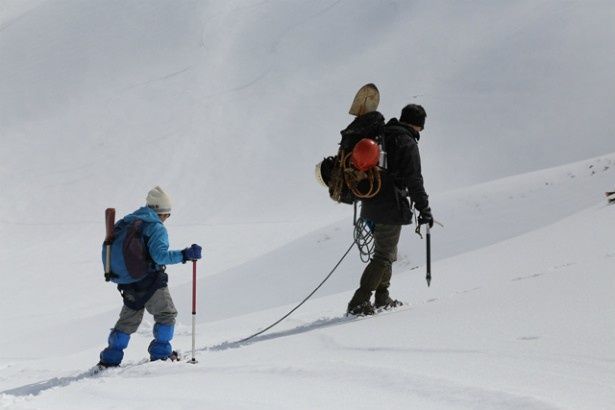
[
  {"xmin": 123, "ymin": 206, "xmax": 163, "ymax": 225},
  {"xmin": 386, "ymin": 118, "xmax": 420, "ymax": 141}
]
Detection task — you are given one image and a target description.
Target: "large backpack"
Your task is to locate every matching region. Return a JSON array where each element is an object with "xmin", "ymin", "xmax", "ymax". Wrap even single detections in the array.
[
  {"xmin": 317, "ymin": 111, "xmax": 386, "ymax": 204},
  {"xmin": 101, "ymin": 218, "xmax": 152, "ymax": 284}
]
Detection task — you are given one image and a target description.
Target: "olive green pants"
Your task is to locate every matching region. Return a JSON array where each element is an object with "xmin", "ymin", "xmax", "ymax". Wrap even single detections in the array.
[{"xmin": 348, "ymin": 224, "xmax": 402, "ymax": 307}]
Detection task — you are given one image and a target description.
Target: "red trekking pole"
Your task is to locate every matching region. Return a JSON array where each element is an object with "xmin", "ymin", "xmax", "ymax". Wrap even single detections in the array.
[{"xmin": 188, "ymin": 260, "xmax": 198, "ymax": 364}]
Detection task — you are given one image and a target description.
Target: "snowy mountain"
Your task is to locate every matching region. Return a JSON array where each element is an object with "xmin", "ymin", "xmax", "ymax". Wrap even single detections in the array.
[
  {"xmin": 1, "ymin": 1, "xmax": 614, "ymax": 409},
  {"xmin": 1, "ymin": 152, "xmax": 613, "ymax": 409}
]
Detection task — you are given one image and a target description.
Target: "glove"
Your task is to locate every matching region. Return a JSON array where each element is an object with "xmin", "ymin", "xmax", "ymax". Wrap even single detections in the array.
[
  {"xmin": 417, "ymin": 207, "xmax": 434, "ymax": 228},
  {"xmin": 182, "ymin": 244, "xmax": 202, "ymax": 262}
]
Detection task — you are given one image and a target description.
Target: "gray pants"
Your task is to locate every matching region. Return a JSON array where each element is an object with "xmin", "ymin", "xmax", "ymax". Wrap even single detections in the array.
[
  {"xmin": 114, "ymin": 287, "xmax": 177, "ymax": 335},
  {"xmin": 349, "ymin": 224, "xmax": 402, "ymax": 307}
]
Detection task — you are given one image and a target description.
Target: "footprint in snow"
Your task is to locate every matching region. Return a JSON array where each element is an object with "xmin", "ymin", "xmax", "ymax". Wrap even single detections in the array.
[
  {"xmin": 457, "ymin": 287, "xmax": 481, "ymax": 294},
  {"xmin": 553, "ymin": 262, "xmax": 576, "ymax": 269},
  {"xmin": 512, "ymin": 263, "xmax": 574, "ymax": 282},
  {"xmin": 512, "ymin": 273, "xmax": 544, "ymax": 281},
  {"xmin": 518, "ymin": 336, "xmax": 540, "ymax": 341}
]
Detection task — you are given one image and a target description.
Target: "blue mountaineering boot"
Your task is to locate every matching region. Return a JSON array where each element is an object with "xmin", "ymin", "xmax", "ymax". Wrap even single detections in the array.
[
  {"xmin": 148, "ymin": 322, "xmax": 174, "ymax": 361},
  {"xmin": 99, "ymin": 329, "xmax": 130, "ymax": 368}
]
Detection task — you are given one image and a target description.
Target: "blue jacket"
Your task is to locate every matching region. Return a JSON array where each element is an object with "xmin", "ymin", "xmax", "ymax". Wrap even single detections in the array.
[{"xmin": 123, "ymin": 206, "xmax": 184, "ymax": 267}]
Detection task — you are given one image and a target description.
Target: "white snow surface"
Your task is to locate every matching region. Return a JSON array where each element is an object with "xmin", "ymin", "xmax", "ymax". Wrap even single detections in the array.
[{"xmin": 1, "ymin": 1, "xmax": 615, "ymax": 409}]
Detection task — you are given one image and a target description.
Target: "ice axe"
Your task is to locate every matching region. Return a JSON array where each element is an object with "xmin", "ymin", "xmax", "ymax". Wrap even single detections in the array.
[
  {"xmin": 418, "ymin": 220, "xmax": 442, "ymax": 287},
  {"xmin": 426, "ymin": 223, "xmax": 431, "ymax": 287}
]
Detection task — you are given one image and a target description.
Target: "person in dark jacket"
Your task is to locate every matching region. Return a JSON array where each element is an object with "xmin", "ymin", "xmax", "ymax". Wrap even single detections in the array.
[
  {"xmin": 98, "ymin": 186, "xmax": 203, "ymax": 368},
  {"xmin": 347, "ymin": 104, "xmax": 434, "ymax": 315}
]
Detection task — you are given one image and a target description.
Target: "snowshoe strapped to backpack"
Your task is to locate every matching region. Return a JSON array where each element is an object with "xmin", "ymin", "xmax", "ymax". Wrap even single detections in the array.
[{"xmin": 102, "ymin": 219, "xmax": 152, "ymax": 284}]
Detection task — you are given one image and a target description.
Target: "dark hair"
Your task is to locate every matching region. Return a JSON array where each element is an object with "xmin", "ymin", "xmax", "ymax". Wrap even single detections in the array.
[{"xmin": 400, "ymin": 104, "xmax": 426, "ymax": 128}]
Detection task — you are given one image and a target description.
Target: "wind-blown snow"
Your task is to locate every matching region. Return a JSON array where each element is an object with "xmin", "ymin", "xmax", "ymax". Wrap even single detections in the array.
[{"xmin": 1, "ymin": 1, "xmax": 614, "ymax": 409}]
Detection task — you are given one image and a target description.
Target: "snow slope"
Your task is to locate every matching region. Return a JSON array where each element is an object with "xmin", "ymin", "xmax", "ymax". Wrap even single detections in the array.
[
  {"xmin": 1, "ymin": 154, "xmax": 614, "ymax": 410},
  {"xmin": 2, "ymin": 1, "xmax": 615, "ymax": 409}
]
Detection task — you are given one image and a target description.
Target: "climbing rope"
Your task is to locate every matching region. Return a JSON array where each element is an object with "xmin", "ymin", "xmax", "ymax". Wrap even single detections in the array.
[
  {"xmin": 227, "ymin": 202, "xmax": 384, "ymax": 346},
  {"xmin": 235, "ymin": 240, "xmax": 356, "ymax": 344},
  {"xmin": 330, "ymin": 150, "xmax": 382, "ymax": 202},
  {"xmin": 353, "ymin": 218, "xmax": 375, "ymax": 263},
  {"xmin": 215, "ymin": 206, "xmax": 442, "ymax": 348},
  {"xmin": 341, "ymin": 150, "xmax": 382, "ymax": 199}
]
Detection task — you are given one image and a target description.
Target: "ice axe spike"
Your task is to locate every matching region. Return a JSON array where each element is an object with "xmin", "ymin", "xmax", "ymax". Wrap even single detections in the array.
[{"xmin": 426, "ymin": 223, "xmax": 431, "ymax": 287}]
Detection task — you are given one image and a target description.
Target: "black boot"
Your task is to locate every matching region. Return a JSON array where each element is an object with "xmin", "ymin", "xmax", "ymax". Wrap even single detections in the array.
[
  {"xmin": 347, "ymin": 300, "xmax": 375, "ymax": 316},
  {"xmin": 374, "ymin": 296, "xmax": 403, "ymax": 310}
]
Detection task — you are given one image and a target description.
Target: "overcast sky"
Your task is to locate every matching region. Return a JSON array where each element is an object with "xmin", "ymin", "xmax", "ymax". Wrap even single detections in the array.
[{"xmin": 2, "ymin": 0, "xmax": 615, "ymax": 220}]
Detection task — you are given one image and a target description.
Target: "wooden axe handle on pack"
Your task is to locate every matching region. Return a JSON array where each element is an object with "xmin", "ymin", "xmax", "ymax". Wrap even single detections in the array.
[
  {"xmin": 105, "ymin": 208, "xmax": 116, "ymax": 243},
  {"xmin": 104, "ymin": 208, "xmax": 116, "ymax": 281}
]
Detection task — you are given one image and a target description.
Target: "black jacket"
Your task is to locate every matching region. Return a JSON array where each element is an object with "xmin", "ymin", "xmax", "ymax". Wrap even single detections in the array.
[
  {"xmin": 360, "ymin": 118, "xmax": 429, "ymax": 225},
  {"xmin": 339, "ymin": 111, "xmax": 385, "ymax": 151}
]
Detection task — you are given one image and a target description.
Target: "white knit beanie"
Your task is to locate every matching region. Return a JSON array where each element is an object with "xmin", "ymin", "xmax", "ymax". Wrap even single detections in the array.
[{"xmin": 146, "ymin": 186, "xmax": 172, "ymax": 214}]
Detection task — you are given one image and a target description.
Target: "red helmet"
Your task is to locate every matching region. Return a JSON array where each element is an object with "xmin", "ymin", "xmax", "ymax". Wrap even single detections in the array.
[{"xmin": 351, "ymin": 138, "xmax": 380, "ymax": 171}]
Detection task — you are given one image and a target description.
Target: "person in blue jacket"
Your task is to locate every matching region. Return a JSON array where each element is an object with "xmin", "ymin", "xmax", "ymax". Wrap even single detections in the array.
[{"xmin": 98, "ymin": 186, "xmax": 202, "ymax": 368}]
